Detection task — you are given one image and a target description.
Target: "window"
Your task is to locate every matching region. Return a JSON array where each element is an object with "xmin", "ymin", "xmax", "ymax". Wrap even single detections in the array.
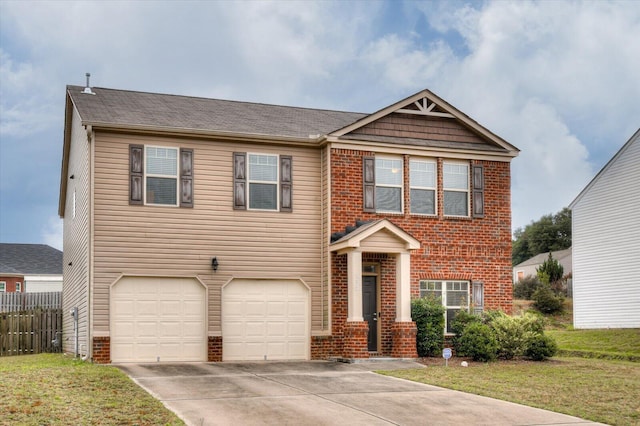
[
  {"xmin": 0, "ymin": 282, "xmax": 5, "ymax": 292},
  {"xmin": 248, "ymin": 154, "xmax": 278, "ymax": 210},
  {"xmin": 420, "ymin": 280, "xmax": 469, "ymax": 333},
  {"xmin": 410, "ymin": 159, "xmax": 436, "ymax": 215},
  {"xmin": 443, "ymin": 162, "xmax": 469, "ymax": 216},
  {"xmin": 375, "ymin": 157, "xmax": 403, "ymax": 213},
  {"xmin": 16, "ymin": 282, "xmax": 21, "ymax": 292},
  {"xmin": 233, "ymin": 152, "xmax": 292, "ymax": 212},
  {"xmin": 146, "ymin": 146, "xmax": 178, "ymax": 205},
  {"xmin": 129, "ymin": 145, "xmax": 193, "ymax": 207}
]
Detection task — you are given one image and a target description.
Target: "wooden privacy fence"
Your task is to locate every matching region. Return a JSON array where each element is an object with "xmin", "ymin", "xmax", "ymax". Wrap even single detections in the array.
[
  {"xmin": 0, "ymin": 291, "xmax": 62, "ymax": 312},
  {"xmin": 0, "ymin": 309, "xmax": 63, "ymax": 356}
]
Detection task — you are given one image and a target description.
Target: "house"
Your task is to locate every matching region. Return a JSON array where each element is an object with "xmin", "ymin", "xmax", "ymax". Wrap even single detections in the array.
[
  {"xmin": 58, "ymin": 83, "xmax": 519, "ymax": 363},
  {"xmin": 569, "ymin": 128, "xmax": 640, "ymax": 329},
  {"xmin": 512, "ymin": 247, "xmax": 572, "ymax": 283},
  {"xmin": 0, "ymin": 243, "xmax": 63, "ymax": 293}
]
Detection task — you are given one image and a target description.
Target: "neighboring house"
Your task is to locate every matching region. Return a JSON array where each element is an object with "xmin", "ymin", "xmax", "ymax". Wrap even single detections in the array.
[
  {"xmin": 569, "ymin": 128, "xmax": 640, "ymax": 329},
  {"xmin": 0, "ymin": 243, "xmax": 63, "ymax": 293},
  {"xmin": 512, "ymin": 247, "xmax": 572, "ymax": 283},
  {"xmin": 59, "ymin": 83, "xmax": 519, "ymax": 363}
]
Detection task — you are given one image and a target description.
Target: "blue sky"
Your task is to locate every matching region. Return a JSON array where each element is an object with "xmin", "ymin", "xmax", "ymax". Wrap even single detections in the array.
[{"xmin": 1, "ymin": 0, "xmax": 639, "ymax": 250}]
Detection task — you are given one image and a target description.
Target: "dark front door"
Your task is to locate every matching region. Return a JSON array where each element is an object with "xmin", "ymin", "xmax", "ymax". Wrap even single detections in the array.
[{"xmin": 363, "ymin": 275, "xmax": 378, "ymax": 352}]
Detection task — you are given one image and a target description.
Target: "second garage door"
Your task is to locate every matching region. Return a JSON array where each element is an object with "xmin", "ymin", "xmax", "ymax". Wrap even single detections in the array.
[{"xmin": 222, "ymin": 279, "xmax": 309, "ymax": 361}]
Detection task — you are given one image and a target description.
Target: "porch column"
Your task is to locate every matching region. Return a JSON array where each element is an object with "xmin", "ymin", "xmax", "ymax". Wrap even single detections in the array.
[
  {"xmin": 346, "ymin": 249, "xmax": 363, "ymax": 321},
  {"xmin": 395, "ymin": 251, "xmax": 412, "ymax": 322}
]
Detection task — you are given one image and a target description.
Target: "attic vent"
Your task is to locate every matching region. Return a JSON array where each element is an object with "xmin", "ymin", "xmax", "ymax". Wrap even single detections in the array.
[{"xmin": 82, "ymin": 72, "xmax": 95, "ymax": 95}]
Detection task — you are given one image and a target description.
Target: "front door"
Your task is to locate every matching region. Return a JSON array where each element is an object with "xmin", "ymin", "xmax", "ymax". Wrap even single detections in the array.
[{"xmin": 362, "ymin": 275, "xmax": 378, "ymax": 352}]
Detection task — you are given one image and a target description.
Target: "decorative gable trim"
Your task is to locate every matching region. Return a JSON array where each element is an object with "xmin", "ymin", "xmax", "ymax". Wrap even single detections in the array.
[
  {"xmin": 330, "ymin": 219, "xmax": 421, "ymax": 254},
  {"xmin": 329, "ymin": 88, "xmax": 519, "ymax": 156}
]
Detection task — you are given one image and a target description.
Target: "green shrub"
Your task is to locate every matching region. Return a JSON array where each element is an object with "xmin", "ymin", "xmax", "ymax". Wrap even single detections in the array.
[
  {"xmin": 411, "ymin": 296, "xmax": 445, "ymax": 357},
  {"xmin": 524, "ymin": 333, "xmax": 558, "ymax": 360},
  {"xmin": 487, "ymin": 312, "xmax": 546, "ymax": 360},
  {"xmin": 456, "ymin": 322, "xmax": 498, "ymax": 362},
  {"xmin": 513, "ymin": 275, "xmax": 541, "ymax": 299},
  {"xmin": 532, "ymin": 283, "xmax": 564, "ymax": 314}
]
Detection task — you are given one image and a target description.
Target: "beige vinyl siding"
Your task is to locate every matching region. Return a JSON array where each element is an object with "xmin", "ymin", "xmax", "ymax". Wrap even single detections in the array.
[
  {"xmin": 62, "ymin": 106, "xmax": 91, "ymax": 356},
  {"xmin": 92, "ymin": 132, "xmax": 323, "ymax": 334},
  {"xmin": 572, "ymin": 133, "xmax": 640, "ymax": 329},
  {"xmin": 360, "ymin": 229, "xmax": 408, "ymax": 252}
]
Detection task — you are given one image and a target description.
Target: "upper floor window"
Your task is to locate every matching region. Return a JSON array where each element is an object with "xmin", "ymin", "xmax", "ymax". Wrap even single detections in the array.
[
  {"xmin": 233, "ymin": 152, "xmax": 292, "ymax": 212},
  {"xmin": 375, "ymin": 157, "xmax": 403, "ymax": 213},
  {"xmin": 443, "ymin": 162, "xmax": 469, "ymax": 216},
  {"xmin": 410, "ymin": 159, "xmax": 436, "ymax": 215},
  {"xmin": 129, "ymin": 144, "xmax": 193, "ymax": 208}
]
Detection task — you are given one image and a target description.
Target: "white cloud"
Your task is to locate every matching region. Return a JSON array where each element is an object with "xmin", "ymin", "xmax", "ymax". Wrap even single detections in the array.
[{"xmin": 42, "ymin": 216, "xmax": 63, "ymax": 251}]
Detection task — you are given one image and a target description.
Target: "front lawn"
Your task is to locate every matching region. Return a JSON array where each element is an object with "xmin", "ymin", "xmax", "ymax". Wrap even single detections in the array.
[
  {"xmin": 381, "ymin": 356, "xmax": 640, "ymax": 426},
  {"xmin": 0, "ymin": 353, "xmax": 184, "ymax": 425},
  {"xmin": 547, "ymin": 328, "xmax": 640, "ymax": 360}
]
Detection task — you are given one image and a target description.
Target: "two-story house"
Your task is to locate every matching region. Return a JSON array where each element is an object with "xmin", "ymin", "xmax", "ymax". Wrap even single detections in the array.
[{"xmin": 59, "ymin": 83, "xmax": 518, "ymax": 363}]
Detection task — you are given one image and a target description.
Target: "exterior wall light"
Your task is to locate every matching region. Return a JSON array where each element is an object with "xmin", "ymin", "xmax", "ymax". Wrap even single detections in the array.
[{"xmin": 212, "ymin": 257, "xmax": 219, "ymax": 272}]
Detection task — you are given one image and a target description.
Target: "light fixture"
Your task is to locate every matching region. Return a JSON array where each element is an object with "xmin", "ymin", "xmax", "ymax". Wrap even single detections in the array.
[
  {"xmin": 211, "ymin": 257, "xmax": 219, "ymax": 272},
  {"xmin": 70, "ymin": 174, "xmax": 75, "ymax": 179}
]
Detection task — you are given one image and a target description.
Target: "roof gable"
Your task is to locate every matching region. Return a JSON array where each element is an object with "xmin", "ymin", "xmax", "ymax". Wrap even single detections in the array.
[
  {"xmin": 330, "ymin": 89, "xmax": 519, "ymax": 156},
  {"xmin": 330, "ymin": 219, "xmax": 420, "ymax": 253}
]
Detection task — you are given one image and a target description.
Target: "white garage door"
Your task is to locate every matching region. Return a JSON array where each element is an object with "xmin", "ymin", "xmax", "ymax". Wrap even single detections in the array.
[
  {"xmin": 222, "ymin": 279, "xmax": 309, "ymax": 361},
  {"xmin": 110, "ymin": 277, "xmax": 206, "ymax": 363}
]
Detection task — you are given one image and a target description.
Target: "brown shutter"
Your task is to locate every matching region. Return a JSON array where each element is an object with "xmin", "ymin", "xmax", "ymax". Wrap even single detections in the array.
[
  {"xmin": 363, "ymin": 156, "xmax": 375, "ymax": 212},
  {"xmin": 472, "ymin": 281, "xmax": 484, "ymax": 314},
  {"xmin": 472, "ymin": 164, "xmax": 484, "ymax": 218},
  {"xmin": 129, "ymin": 144, "xmax": 143, "ymax": 205},
  {"xmin": 233, "ymin": 152, "xmax": 247, "ymax": 210},
  {"xmin": 180, "ymin": 148, "xmax": 194, "ymax": 208},
  {"xmin": 280, "ymin": 155, "xmax": 292, "ymax": 212}
]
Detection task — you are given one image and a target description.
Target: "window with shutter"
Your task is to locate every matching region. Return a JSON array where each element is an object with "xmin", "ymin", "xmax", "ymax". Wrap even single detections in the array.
[
  {"xmin": 234, "ymin": 152, "xmax": 293, "ymax": 212},
  {"xmin": 443, "ymin": 161, "xmax": 469, "ymax": 217},
  {"xmin": 419, "ymin": 280, "xmax": 470, "ymax": 334},
  {"xmin": 375, "ymin": 156, "xmax": 403, "ymax": 213}
]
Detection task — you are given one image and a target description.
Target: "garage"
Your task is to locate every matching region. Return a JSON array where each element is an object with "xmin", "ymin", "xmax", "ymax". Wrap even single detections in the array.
[
  {"xmin": 222, "ymin": 279, "xmax": 309, "ymax": 361},
  {"xmin": 110, "ymin": 277, "xmax": 207, "ymax": 363}
]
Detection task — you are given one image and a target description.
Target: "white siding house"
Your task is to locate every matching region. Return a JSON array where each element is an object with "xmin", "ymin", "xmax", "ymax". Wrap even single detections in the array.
[{"xmin": 569, "ymin": 128, "xmax": 640, "ymax": 329}]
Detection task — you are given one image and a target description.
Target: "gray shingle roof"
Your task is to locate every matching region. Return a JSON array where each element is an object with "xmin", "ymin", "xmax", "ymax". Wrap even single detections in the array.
[
  {"xmin": 67, "ymin": 86, "xmax": 367, "ymax": 140},
  {"xmin": 0, "ymin": 244, "xmax": 63, "ymax": 275},
  {"xmin": 514, "ymin": 247, "xmax": 572, "ymax": 268}
]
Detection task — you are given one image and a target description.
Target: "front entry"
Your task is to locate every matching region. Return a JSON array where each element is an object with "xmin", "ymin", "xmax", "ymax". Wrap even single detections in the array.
[{"xmin": 362, "ymin": 275, "xmax": 378, "ymax": 352}]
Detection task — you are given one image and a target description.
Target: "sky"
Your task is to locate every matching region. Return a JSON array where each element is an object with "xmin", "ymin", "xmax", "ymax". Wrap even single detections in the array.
[{"xmin": 1, "ymin": 0, "xmax": 639, "ymax": 251}]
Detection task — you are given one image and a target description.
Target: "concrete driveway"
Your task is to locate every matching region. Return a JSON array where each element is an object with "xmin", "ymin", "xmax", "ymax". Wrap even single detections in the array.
[{"xmin": 117, "ymin": 360, "xmax": 605, "ymax": 426}]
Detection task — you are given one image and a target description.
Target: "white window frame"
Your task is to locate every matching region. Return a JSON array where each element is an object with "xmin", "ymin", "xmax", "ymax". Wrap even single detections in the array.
[
  {"xmin": 144, "ymin": 145, "xmax": 180, "ymax": 207},
  {"xmin": 419, "ymin": 280, "xmax": 469, "ymax": 334},
  {"xmin": 375, "ymin": 156, "xmax": 403, "ymax": 213},
  {"xmin": 0, "ymin": 281, "xmax": 5, "ymax": 292},
  {"xmin": 16, "ymin": 282, "xmax": 21, "ymax": 292},
  {"xmin": 247, "ymin": 153, "xmax": 279, "ymax": 211},
  {"xmin": 410, "ymin": 158, "xmax": 437, "ymax": 216},
  {"xmin": 443, "ymin": 161, "xmax": 470, "ymax": 217}
]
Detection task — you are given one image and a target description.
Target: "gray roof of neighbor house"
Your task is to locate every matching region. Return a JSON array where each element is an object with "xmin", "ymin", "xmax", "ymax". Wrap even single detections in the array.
[
  {"xmin": 514, "ymin": 247, "xmax": 572, "ymax": 268},
  {"xmin": 0, "ymin": 244, "xmax": 63, "ymax": 275},
  {"xmin": 66, "ymin": 85, "xmax": 367, "ymax": 140}
]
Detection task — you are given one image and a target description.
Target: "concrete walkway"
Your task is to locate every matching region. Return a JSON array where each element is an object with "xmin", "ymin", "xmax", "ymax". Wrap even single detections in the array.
[{"xmin": 117, "ymin": 360, "xmax": 607, "ymax": 426}]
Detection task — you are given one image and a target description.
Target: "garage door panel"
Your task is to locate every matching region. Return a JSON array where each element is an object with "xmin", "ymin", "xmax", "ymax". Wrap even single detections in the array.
[
  {"xmin": 111, "ymin": 277, "xmax": 206, "ymax": 363},
  {"xmin": 222, "ymin": 279, "xmax": 309, "ymax": 361}
]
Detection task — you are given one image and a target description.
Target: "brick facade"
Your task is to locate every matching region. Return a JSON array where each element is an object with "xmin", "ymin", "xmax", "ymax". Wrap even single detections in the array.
[
  {"xmin": 92, "ymin": 337, "xmax": 111, "ymax": 364},
  {"xmin": 208, "ymin": 336, "xmax": 222, "ymax": 362},
  {"xmin": 0, "ymin": 276, "xmax": 25, "ymax": 292},
  {"xmin": 324, "ymin": 147, "xmax": 513, "ymax": 359}
]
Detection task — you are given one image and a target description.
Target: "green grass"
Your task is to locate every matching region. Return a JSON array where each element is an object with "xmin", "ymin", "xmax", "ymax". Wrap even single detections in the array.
[
  {"xmin": 381, "ymin": 357, "xmax": 640, "ymax": 426},
  {"xmin": 0, "ymin": 353, "xmax": 184, "ymax": 425},
  {"xmin": 547, "ymin": 328, "xmax": 640, "ymax": 360}
]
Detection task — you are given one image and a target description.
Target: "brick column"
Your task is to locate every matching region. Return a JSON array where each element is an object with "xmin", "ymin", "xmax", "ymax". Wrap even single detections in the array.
[
  {"xmin": 342, "ymin": 321, "xmax": 369, "ymax": 359},
  {"xmin": 391, "ymin": 322, "xmax": 418, "ymax": 358},
  {"xmin": 92, "ymin": 336, "xmax": 111, "ymax": 364},
  {"xmin": 208, "ymin": 336, "xmax": 222, "ymax": 362}
]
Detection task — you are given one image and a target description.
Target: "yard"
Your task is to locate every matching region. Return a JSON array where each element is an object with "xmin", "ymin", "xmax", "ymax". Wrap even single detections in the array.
[{"xmin": 1, "ymin": 327, "xmax": 638, "ymax": 425}]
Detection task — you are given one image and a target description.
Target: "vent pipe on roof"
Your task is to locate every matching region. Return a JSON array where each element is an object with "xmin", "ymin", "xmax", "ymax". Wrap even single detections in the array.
[{"xmin": 82, "ymin": 72, "xmax": 95, "ymax": 95}]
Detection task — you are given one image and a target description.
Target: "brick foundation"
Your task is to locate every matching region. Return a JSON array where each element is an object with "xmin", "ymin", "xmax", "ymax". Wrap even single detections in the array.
[
  {"xmin": 92, "ymin": 336, "xmax": 110, "ymax": 364},
  {"xmin": 208, "ymin": 336, "xmax": 222, "ymax": 362},
  {"xmin": 342, "ymin": 321, "xmax": 369, "ymax": 359},
  {"xmin": 391, "ymin": 322, "xmax": 418, "ymax": 358}
]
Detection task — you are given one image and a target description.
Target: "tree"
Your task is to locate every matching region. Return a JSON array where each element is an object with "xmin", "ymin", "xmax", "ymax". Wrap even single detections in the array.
[{"xmin": 512, "ymin": 207, "xmax": 572, "ymax": 266}]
